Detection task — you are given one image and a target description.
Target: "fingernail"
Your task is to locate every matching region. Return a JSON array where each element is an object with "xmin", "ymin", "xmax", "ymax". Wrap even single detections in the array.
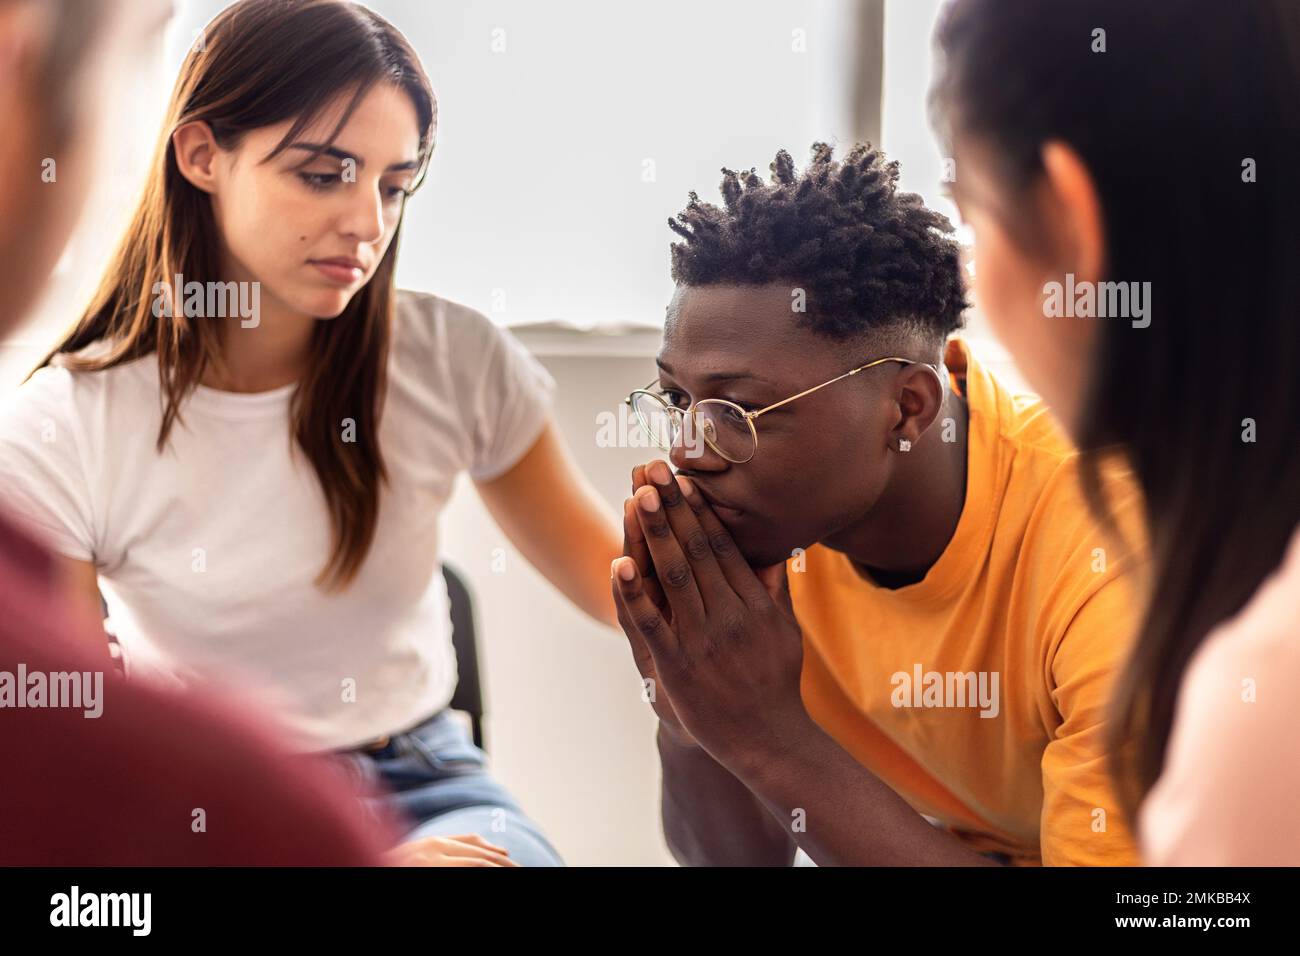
[
  {"xmin": 647, "ymin": 460, "xmax": 671, "ymax": 485},
  {"xmin": 635, "ymin": 485, "xmax": 661, "ymax": 512},
  {"xmin": 676, "ymin": 474, "xmax": 695, "ymax": 498},
  {"xmin": 610, "ymin": 558, "xmax": 619, "ymax": 580},
  {"xmin": 615, "ymin": 557, "xmax": 636, "ymax": 581}
]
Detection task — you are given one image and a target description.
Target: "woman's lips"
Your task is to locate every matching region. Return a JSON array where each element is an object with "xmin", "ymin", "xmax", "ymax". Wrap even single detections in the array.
[{"xmin": 309, "ymin": 260, "xmax": 364, "ymax": 285}]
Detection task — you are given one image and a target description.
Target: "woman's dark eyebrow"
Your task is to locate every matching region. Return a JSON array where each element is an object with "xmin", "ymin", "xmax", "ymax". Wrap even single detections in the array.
[
  {"xmin": 655, "ymin": 358, "xmax": 774, "ymax": 386},
  {"xmin": 285, "ymin": 143, "xmax": 419, "ymax": 172}
]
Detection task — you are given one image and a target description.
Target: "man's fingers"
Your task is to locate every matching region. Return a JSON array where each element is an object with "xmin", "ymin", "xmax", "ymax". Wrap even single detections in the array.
[
  {"xmin": 753, "ymin": 561, "xmax": 795, "ymax": 619},
  {"xmin": 612, "ymin": 573, "xmax": 658, "ymax": 677},
  {"xmin": 612, "ymin": 555, "xmax": 677, "ymax": 656},
  {"xmin": 674, "ymin": 474, "xmax": 771, "ymax": 608},
  {"xmin": 622, "ymin": 496, "xmax": 666, "ymax": 610},
  {"xmin": 633, "ymin": 484, "xmax": 706, "ymax": 624},
  {"xmin": 641, "ymin": 459, "xmax": 732, "ymax": 609},
  {"xmin": 628, "ymin": 464, "xmax": 669, "ymax": 611}
]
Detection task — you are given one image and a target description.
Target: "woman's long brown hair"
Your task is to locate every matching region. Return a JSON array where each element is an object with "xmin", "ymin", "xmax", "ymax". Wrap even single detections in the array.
[
  {"xmin": 37, "ymin": 0, "xmax": 436, "ymax": 589},
  {"xmin": 933, "ymin": 0, "xmax": 1300, "ymax": 817}
]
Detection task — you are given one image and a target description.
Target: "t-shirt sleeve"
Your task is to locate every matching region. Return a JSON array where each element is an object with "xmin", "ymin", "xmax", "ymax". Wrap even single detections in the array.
[
  {"xmin": 1038, "ymin": 575, "xmax": 1143, "ymax": 866},
  {"xmin": 446, "ymin": 305, "xmax": 557, "ymax": 482},
  {"xmin": 0, "ymin": 367, "xmax": 96, "ymax": 562}
]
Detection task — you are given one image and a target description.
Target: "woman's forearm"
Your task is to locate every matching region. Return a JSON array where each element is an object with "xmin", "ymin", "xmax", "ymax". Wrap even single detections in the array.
[{"xmin": 475, "ymin": 421, "xmax": 622, "ymax": 628}]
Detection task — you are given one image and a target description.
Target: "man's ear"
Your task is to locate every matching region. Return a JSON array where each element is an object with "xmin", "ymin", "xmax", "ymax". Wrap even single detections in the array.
[
  {"xmin": 1039, "ymin": 141, "xmax": 1106, "ymax": 286},
  {"xmin": 171, "ymin": 120, "xmax": 222, "ymax": 194},
  {"xmin": 891, "ymin": 362, "xmax": 946, "ymax": 450}
]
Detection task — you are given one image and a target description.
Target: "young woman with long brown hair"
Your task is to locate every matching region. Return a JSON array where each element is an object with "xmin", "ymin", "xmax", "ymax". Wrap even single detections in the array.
[{"xmin": 0, "ymin": 0, "xmax": 619, "ymax": 866}]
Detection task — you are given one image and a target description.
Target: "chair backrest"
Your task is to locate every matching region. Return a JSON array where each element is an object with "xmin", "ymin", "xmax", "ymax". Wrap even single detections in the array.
[{"xmin": 442, "ymin": 563, "xmax": 485, "ymax": 750}]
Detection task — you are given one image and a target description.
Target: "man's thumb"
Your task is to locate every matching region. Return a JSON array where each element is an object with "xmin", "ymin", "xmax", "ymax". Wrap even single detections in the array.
[{"xmin": 754, "ymin": 560, "xmax": 794, "ymax": 615}]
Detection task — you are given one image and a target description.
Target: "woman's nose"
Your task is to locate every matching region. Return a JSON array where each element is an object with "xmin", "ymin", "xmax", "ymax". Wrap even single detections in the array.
[{"xmin": 340, "ymin": 184, "xmax": 386, "ymax": 244}]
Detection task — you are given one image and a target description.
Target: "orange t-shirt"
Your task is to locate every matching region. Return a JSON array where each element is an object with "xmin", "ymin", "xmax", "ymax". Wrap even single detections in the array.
[{"xmin": 789, "ymin": 337, "xmax": 1147, "ymax": 866}]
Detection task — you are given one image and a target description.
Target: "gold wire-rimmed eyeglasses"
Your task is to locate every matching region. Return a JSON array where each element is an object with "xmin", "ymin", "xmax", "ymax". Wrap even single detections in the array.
[{"xmin": 624, "ymin": 356, "xmax": 941, "ymax": 464}]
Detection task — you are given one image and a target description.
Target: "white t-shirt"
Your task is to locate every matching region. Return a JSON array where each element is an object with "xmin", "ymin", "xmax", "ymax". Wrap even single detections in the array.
[{"xmin": 0, "ymin": 290, "xmax": 555, "ymax": 751}]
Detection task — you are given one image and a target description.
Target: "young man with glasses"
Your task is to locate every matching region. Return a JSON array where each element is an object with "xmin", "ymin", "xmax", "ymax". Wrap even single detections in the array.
[{"xmin": 610, "ymin": 143, "xmax": 1148, "ymax": 866}]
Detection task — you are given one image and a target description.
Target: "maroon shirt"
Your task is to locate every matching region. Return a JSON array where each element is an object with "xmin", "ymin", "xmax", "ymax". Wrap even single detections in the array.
[{"xmin": 0, "ymin": 509, "xmax": 391, "ymax": 865}]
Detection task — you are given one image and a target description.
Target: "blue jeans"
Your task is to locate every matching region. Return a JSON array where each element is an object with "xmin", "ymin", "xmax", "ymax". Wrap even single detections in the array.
[{"xmin": 340, "ymin": 710, "xmax": 564, "ymax": 867}]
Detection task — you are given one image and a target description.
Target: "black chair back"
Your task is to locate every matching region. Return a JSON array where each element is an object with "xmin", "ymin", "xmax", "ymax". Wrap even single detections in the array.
[{"xmin": 443, "ymin": 563, "xmax": 485, "ymax": 750}]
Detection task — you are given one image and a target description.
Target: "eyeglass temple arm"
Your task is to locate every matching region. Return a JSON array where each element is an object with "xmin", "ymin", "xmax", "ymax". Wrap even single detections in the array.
[{"xmin": 747, "ymin": 357, "xmax": 927, "ymax": 420}]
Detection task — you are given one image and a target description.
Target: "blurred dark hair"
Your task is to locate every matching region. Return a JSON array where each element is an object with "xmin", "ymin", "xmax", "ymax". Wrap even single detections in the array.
[{"xmin": 931, "ymin": 0, "xmax": 1300, "ymax": 814}]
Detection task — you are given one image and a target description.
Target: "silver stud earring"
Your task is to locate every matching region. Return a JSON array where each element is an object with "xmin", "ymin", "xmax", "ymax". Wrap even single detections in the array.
[{"xmin": 898, "ymin": 439, "xmax": 911, "ymax": 452}]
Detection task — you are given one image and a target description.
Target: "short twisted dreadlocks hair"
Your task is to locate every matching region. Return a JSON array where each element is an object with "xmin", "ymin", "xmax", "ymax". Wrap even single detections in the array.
[{"xmin": 668, "ymin": 143, "xmax": 967, "ymax": 344}]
